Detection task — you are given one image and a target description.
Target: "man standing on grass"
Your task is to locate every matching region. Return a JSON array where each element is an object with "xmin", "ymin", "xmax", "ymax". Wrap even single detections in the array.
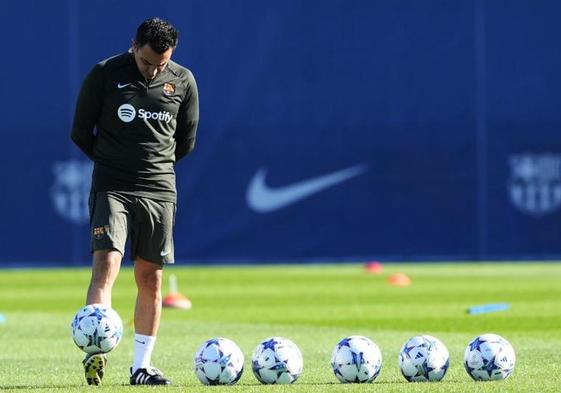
[{"xmin": 71, "ymin": 17, "xmax": 199, "ymax": 386}]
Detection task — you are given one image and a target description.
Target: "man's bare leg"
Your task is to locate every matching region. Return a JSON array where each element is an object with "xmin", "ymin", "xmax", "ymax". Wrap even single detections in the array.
[
  {"xmin": 83, "ymin": 249, "xmax": 122, "ymax": 385},
  {"xmin": 86, "ymin": 249, "xmax": 123, "ymax": 305},
  {"xmin": 129, "ymin": 258, "xmax": 170, "ymax": 385}
]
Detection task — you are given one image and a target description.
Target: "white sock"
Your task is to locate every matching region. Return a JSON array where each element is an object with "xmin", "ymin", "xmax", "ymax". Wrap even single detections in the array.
[{"xmin": 132, "ymin": 333, "xmax": 157, "ymax": 373}]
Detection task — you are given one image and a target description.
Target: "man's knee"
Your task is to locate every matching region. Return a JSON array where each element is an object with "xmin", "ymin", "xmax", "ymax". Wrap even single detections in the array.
[
  {"xmin": 90, "ymin": 249, "xmax": 122, "ymax": 287},
  {"xmin": 134, "ymin": 258, "xmax": 163, "ymax": 293}
]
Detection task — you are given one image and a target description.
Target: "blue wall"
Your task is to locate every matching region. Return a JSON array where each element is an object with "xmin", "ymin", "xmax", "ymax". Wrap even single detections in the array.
[{"xmin": 1, "ymin": 0, "xmax": 561, "ymax": 265}]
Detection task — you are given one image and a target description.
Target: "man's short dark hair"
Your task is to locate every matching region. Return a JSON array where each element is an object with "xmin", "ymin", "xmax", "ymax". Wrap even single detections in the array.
[{"xmin": 135, "ymin": 18, "xmax": 178, "ymax": 53}]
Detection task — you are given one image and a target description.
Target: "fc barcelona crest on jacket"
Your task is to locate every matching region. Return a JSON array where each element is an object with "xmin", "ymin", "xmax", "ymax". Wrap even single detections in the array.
[{"xmin": 163, "ymin": 83, "xmax": 175, "ymax": 96}]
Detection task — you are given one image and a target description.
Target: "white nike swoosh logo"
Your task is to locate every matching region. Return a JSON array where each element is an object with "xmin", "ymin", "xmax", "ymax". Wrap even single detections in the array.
[
  {"xmin": 246, "ymin": 164, "xmax": 367, "ymax": 213},
  {"xmin": 117, "ymin": 82, "xmax": 132, "ymax": 89},
  {"xmin": 160, "ymin": 250, "xmax": 170, "ymax": 257}
]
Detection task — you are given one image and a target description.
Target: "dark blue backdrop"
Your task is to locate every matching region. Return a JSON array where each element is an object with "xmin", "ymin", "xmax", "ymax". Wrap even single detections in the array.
[{"xmin": 1, "ymin": 0, "xmax": 560, "ymax": 265}]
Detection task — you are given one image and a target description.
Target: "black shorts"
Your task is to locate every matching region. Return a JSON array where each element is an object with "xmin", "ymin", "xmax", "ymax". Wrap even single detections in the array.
[{"xmin": 88, "ymin": 191, "xmax": 176, "ymax": 265}]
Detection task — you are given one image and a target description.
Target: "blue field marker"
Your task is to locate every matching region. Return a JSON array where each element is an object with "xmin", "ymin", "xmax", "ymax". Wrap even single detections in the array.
[{"xmin": 467, "ymin": 303, "xmax": 510, "ymax": 315}]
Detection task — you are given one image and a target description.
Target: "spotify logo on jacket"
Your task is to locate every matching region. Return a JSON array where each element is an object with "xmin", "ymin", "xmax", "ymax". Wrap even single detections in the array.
[{"xmin": 117, "ymin": 104, "xmax": 173, "ymax": 123}]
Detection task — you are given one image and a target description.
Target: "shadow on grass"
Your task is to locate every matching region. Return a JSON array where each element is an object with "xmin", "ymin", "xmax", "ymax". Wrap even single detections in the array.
[
  {"xmin": 1, "ymin": 384, "xmax": 84, "ymax": 390},
  {"xmin": 2, "ymin": 378, "xmax": 468, "ymax": 389}
]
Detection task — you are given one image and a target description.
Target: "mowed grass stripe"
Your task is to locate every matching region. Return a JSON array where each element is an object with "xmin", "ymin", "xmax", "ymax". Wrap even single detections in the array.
[{"xmin": 0, "ymin": 262, "xmax": 560, "ymax": 392}]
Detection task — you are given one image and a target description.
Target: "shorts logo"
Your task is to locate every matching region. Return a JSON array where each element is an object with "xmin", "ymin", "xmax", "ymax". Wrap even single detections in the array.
[
  {"xmin": 93, "ymin": 226, "xmax": 105, "ymax": 240},
  {"xmin": 163, "ymin": 83, "xmax": 175, "ymax": 96},
  {"xmin": 93, "ymin": 225, "xmax": 111, "ymax": 240},
  {"xmin": 508, "ymin": 153, "xmax": 561, "ymax": 216},
  {"xmin": 117, "ymin": 104, "xmax": 136, "ymax": 123}
]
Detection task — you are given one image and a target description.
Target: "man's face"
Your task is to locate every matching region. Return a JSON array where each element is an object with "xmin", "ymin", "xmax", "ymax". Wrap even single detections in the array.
[{"xmin": 132, "ymin": 41, "xmax": 173, "ymax": 81}]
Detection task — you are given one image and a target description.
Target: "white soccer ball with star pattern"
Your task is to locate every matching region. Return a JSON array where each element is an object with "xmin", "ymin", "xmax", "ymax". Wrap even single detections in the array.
[
  {"xmin": 193, "ymin": 338, "xmax": 244, "ymax": 385},
  {"xmin": 331, "ymin": 335, "xmax": 382, "ymax": 383},
  {"xmin": 398, "ymin": 335, "xmax": 449, "ymax": 382},
  {"xmin": 464, "ymin": 333, "xmax": 515, "ymax": 381},
  {"xmin": 252, "ymin": 337, "xmax": 303, "ymax": 384},
  {"xmin": 71, "ymin": 304, "xmax": 123, "ymax": 354}
]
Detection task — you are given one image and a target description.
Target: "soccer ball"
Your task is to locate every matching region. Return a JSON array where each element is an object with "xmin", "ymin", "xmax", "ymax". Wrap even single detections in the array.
[
  {"xmin": 252, "ymin": 337, "xmax": 303, "ymax": 384},
  {"xmin": 398, "ymin": 335, "xmax": 449, "ymax": 382},
  {"xmin": 71, "ymin": 304, "xmax": 123, "ymax": 354},
  {"xmin": 193, "ymin": 338, "xmax": 244, "ymax": 385},
  {"xmin": 331, "ymin": 335, "xmax": 382, "ymax": 383},
  {"xmin": 464, "ymin": 333, "xmax": 516, "ymax": 381}
]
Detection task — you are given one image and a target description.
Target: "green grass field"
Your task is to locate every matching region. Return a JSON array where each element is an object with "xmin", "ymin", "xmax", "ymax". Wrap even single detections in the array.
[{"xmin": 0, "ymin": 262, "xmax": 560, "ymax": 392}]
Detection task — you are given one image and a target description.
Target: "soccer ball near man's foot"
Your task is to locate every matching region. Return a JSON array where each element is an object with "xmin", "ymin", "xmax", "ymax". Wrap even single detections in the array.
[
  {"xmin": 464, "ymin": 333, "xmax": 516, "ymax": 381},
  {"xmin": 252, "ymin": 337, "xmax": 303, "ymax": 384},
  {"xmin": 193, "ymin": 338, "xmax": 244, "ymax": 385},
  {"xmin": 331, "ymin": 335, "xmax": 382, "ymax": 383},
  {"xmin": 398, "ymin": 335, "xmax": 449, "ymax": 382},
  {"xmin": 71, "ymin": 304, "xmax": 123, "ymax": 354}
]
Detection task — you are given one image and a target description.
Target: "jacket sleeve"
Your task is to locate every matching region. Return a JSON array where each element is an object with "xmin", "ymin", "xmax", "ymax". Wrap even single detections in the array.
[
  {"xmin": 71, "ymin": 65, "xmax": 104, "ymax": 160},
  {"xmin": 174, "ymin": 71, "xmax": 199, "ymax": 161}
]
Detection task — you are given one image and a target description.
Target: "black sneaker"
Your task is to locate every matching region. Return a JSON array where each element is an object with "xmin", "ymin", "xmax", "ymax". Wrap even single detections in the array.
[
  {"xmin": 83, "ymin": 353, "xmax": 107, "ymax": 386},
  {"xmin": 130, "ymin": 367, "xmax": 171, "ymax": 385}
]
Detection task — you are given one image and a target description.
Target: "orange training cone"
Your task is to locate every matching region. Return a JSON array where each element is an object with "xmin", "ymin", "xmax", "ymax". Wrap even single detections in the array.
[
  {"xmin": 162, "ymin": 274, "xmax": 192, "ymax": 309},
  {"xmin": 364, "ymin": 261, "xmax": 384, "ymax": 274},
  {"xmin": 387, "ymin": 272, "xmax": 411, "ymax": 287}
]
